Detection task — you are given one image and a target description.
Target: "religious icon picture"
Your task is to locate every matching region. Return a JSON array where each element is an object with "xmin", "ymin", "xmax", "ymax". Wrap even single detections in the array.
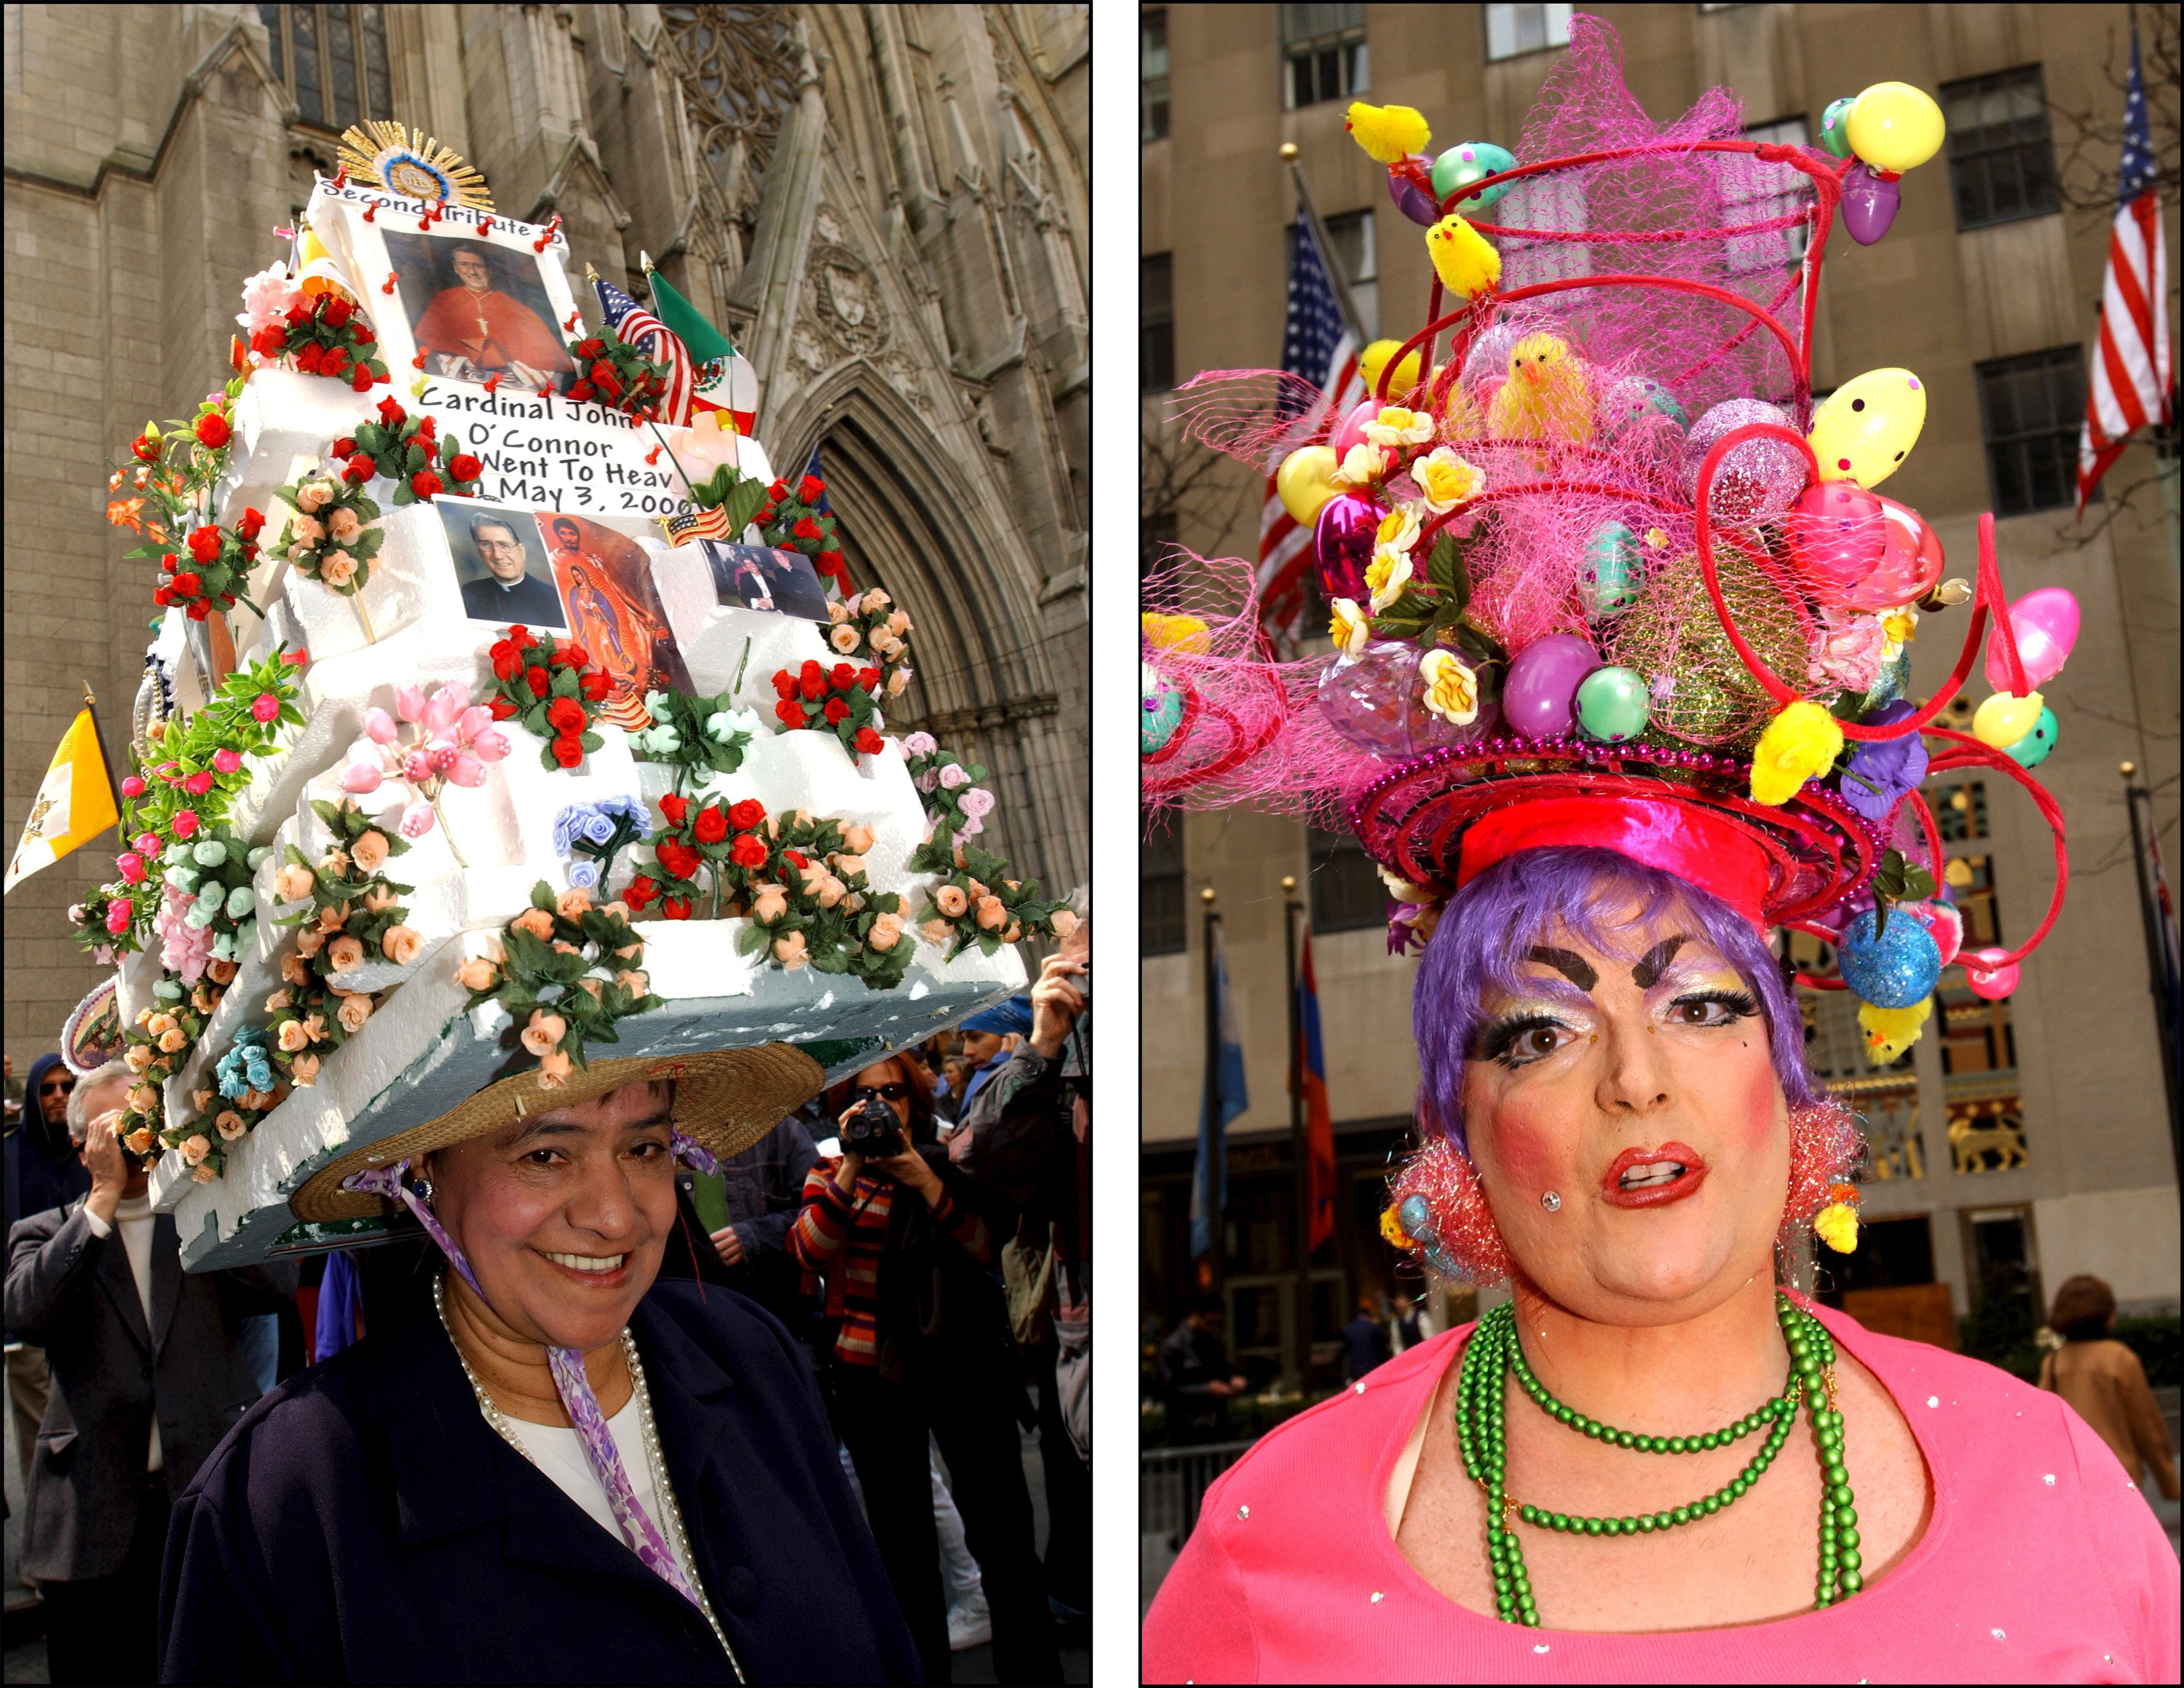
[
  {"xmin": 381, "ymin": 230, "xmax": 577, "ymax": 395},
  {"xmin": 702, "ymin": 541, "xmax": 831, "ymax": 623},
  {"xmin": 436, "ymin": 499, "xmax": 568, "ymax": 631},
  {"xmin": 542, "ymin": 513, "xmax": 695, "ymax": 730}
]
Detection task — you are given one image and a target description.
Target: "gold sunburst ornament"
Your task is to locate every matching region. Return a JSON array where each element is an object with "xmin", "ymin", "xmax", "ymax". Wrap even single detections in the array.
[{"xmin": 336, "ymin": 121, "xmax": 493, "ymax": 210}]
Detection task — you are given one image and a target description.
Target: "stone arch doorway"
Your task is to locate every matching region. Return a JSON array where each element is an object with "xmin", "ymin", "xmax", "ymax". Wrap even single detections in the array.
[{"xmin": 779, "ymin": 379, "xmax": 1084, "ymax": 899}]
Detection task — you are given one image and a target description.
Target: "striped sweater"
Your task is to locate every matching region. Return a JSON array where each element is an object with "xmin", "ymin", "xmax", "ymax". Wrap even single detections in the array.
[{"xmin": 788, "ymin": 1162, "xmax": 990, "ymax": 1368}]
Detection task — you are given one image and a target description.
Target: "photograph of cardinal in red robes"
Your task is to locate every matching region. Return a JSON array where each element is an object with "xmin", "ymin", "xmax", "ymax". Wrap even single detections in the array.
[{"xmin": 385, "ymin": 233, "xmax": 577, "ymax": 395}]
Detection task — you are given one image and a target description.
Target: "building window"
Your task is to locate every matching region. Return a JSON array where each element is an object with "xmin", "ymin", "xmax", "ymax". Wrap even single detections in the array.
[
  {"xmin": 1935, "ymin": 781, "xmax": 1990, "ymax": 843},
  {"xmin": 1142, "ymin": 822, "xmax": 1187, "ymax": 956},
  {"xmin": 1142, "ymin": 10, "xmax": 1170, "ymax": 142},
  {"xmin": 1141, "ymin": 253, "xmax": 1175, "ymax": 392},
  {"xmin": 1976, "ymin": 347, "xmax": 2087, "ymax": 516},
  {"xmin": 260, "ymin": 4, "xmax": 390, "ymax": 133},
  {"xmin": 1944, "ymin": 852, "xmax": 2003, "ymax": 950},
  {"xmin": 1281, "ymin": 4, "xmax": 1366, "ymax": 110},
  {"xmin": 1307, "ymin": 825, "xmax": 1385, "ymax": 933},
  {"xmin": 1485, "ymin": 3, "xmax": 1573, "ymax": 62},
  {"xmin": 1321, "ymin": 208, "xmax": 1379, "ymax": 341},
  {"xmin": 1941, "ymin": 66, "xmax": 2060, "ymax": 230},
  {"xmin": 1728, "ymin": 117, "xmax": 1812, "ymax": 273}
]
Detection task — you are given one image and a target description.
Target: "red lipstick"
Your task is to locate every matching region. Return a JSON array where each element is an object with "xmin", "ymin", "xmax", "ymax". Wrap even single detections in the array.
[{"xmin": 1599, "ymin": 1142, "xmax": 1709, "ymax": 1209}]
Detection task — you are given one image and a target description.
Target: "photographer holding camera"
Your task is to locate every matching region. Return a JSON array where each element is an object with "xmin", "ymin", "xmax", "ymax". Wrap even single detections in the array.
[{"xmin": 789, "ymin": 1055, "xmax": 1059, "ymax": 1685}]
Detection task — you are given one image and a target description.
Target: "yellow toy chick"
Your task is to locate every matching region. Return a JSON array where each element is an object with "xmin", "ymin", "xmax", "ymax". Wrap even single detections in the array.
[
  {"xmin": 1859, "ymin": 996, "xmax": 1931, "ymax": 1065},
  {"xmin": 1425, "ymin": 213, "xmax": 1501, "ymax": 301},
  {"xmin": 1487, "ymin": 332, "xmax": 1592, "ymax": 453},
  {"xmin": 1346, "ymin": 102, "xmax": 1431, "ymax": 165}
]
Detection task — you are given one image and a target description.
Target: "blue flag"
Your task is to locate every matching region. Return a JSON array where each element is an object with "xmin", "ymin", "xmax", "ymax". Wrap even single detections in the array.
[{"xmin": 1190, "ymin": 923, "xmax": 1251, "ymax": 1259}]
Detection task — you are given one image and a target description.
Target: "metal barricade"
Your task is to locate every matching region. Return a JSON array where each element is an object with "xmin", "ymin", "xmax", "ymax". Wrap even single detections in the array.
[{"xmin": 1139, "ymin": 1439, "xmax": 1255, "ymax": 1601}]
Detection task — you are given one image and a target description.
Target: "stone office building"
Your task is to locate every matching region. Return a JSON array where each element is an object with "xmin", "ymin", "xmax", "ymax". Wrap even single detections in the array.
[
  {"xmin": 4, "ymin": 3, "xmax": 1090, "ymax": 1065},
  {"xmin": 1140, "ymin": 2, "xmax": 2179, "ymax": 1383}
]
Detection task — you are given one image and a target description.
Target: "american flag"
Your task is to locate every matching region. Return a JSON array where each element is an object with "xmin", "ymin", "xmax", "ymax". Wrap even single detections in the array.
[
  {"xmin": 1259, "ymin": 216, "xmax": 1362, "ymax": 647},
  {"xmin": 593, "ymin": 273, "xmax": 696, "ymax": 426},
  {"xmin": 2076, "ymin": 23, "xmax": 2172, "ymax": 514}
]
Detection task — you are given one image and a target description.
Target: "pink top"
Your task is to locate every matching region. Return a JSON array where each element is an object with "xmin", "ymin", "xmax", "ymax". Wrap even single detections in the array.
[{"xmin": 1143, "ymin": 1304, "xmax": 2180, "ymax": 1684}]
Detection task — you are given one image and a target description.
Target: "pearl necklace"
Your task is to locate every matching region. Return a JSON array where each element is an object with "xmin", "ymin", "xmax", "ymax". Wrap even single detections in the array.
[{"xmin": 434, "ymin": 1276, "xmax": 743, "ymax": 1679}]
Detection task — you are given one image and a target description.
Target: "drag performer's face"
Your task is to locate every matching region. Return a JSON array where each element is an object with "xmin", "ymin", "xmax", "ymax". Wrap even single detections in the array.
[
  {"xmin": 1460, "ymin": 902, "xmax": 1788, "ymax": 1325},
  {"xmin": 428, "ymin": 1081, "xmax": 678, "ymax": 1352}
]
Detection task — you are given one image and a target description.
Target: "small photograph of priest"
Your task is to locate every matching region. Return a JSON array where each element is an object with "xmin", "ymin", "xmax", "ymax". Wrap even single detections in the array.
[{"xmin": 438, "ymin": 501, "xmax": 569, "ymax": 629}]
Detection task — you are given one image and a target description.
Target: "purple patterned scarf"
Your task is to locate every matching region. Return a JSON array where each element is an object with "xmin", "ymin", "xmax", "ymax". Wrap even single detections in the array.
[{"xmin": 341, "ymin": 1142, "xmax": 716, "ymax": 1610}]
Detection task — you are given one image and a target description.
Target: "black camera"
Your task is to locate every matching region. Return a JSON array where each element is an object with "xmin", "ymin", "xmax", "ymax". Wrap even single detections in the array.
[{"xmin": 841, "ymin": 1088, "xmax": 901, "ymax": 1152}]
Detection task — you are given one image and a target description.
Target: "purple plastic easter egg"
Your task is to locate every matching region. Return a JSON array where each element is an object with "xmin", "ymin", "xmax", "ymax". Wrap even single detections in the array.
[
  {"xmin": 1842, "ymin": 494, "xmax": 1944, "ymax": 611},
  {"xmin": 1312, "ymin": 492, "xmax": 1381, "ymax": 606},
  {"xmin": 1332, "ymin": 398, "xmax": 1380, "ymax": 458},
  {"xmin": 1786, "ymin": 481, "xmax": 1888, "ymax": 600},
  {"xmin": 1841, "ymin": 163, "xmax": 1900, "ymax": 245},
  {"xmin": 1503, "ymin": 634, "xmax": 1598, "ymax": 739},
  {"xmin": 1963, "ymin": 945, "xmax": 2019, "ymax": 1001},
  {"xmin": 1684, "ymin": 399, "xmax": 1808, "ymax": 527},
  {"xmin": 1984, "ymin": 586, "xmax": 2078, "ymax": 690},
  {"xmin": 1387, "ymin": 157, "xmax": 1440, "ymax": 227}
]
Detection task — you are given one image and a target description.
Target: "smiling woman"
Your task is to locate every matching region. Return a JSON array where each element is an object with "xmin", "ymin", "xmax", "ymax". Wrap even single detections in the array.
[{"xmin": 157, "ymin": 1054, "xmax": 922, "ymax": 1685}]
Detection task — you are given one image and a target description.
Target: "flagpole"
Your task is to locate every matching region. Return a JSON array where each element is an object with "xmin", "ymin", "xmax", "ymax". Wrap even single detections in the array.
[
  {"xmin": 80, "ymin": 682, "xmax": 124, "ymax": 832},
  {"xmin": 1283, "ymin": 875, "xmax": 1310, "ymax": 1390},
  {"xmin": 2121, "ymin": 760, "xmax": 2183, "ymax": 1180},
  {"xmin": 1281, "ymin": 143, "xmax": 1369, "ymax": 349},
  {"xmin": 1200, "ymin": 885, "xmax": 1225, "ymax": 1304}
]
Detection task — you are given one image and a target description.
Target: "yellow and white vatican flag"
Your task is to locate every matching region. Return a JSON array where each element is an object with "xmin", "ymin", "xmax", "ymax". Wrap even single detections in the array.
[{"xmin": 5, "ymin": 706, "xmax": 121, "ymax": 895}]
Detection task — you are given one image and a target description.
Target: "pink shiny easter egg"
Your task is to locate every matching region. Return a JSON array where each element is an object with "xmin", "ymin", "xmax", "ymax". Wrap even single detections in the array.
[
  {"xmin": 1841, "ymin": 494, "xmax": 1944, "ymax": 610},
  {"xmin": 1503, "ymin": 633, "xmax": 1598, "ymax": 739},
  {"xmin": 1785, "ymin": 481, "xmax": 1887, "ymax": 601},
  {"xmin": 1332, "ymin": 398, "xmax": 1381, "ymax": 458},
  {"xmin": 1984, "ymin": 586, "xmax": 2078, "ymax": 690},
  {"xmin": 1312, "ymin": 492, "xmax": 1382, "ymax": 606}
]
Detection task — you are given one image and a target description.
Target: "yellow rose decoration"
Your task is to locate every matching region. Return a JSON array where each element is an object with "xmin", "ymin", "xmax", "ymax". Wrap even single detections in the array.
[
  {"xmin": 1366, "ymin": 548, "xmax": 1412, "ymax": 612},
  {"xmin": 1749, "ymin": 699, "xmax": 1843, "ymax": 806},
  {"xmin": 1375, "ymin": 503, "xmax": 1422, "ymax": 555},
  {"xmin": 1329, "ymin": 597, "xmax": 1372, "ymax": 658},
  {"xmin": 1418, "ymin": 648, "xmax": 1480, "ymax": 725},
  {"xmin": 1858, "ymin": 997, "xmax": 1930, "ymax": 1065},
  {"xmin": 1412, "ymin": 445, "xmax": 1484, "ymax": 514},
  {"xmin": 1813, "ymin": 1202, "xmax": 1860, "ymax": 1254},
  {"xmin": 1364, "ymin": 406, "xmax": 1434, "ymax": 450},
  {"xmin": 1332, "ymin": 441, "xmax": 1390, "ymax": 488}
]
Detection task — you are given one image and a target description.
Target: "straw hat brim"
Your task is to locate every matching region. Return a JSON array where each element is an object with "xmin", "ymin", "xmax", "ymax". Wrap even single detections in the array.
[{"xmin": 290, "ymin": 1042, "xmax": 823, "ymax": 1223}]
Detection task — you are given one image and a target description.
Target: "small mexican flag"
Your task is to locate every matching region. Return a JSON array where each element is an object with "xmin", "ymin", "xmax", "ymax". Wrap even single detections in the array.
[
  {"xmin": 5, "ymin": 706, "xmax": 121, "ymax": 896},
  {"xmin": 646, "ymin": 265, "xmax": 759, "ymax": 434}
]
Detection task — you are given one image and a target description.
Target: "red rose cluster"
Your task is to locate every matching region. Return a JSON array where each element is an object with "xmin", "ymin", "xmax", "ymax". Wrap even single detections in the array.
[
  {"xmin": 755, "ymin": 475, "xmax": 850, "ymax": 594},
  {"xmin": 486, "ymin": 625, "xmax": 612, "ymax": 769},
  {"xmin": 151, "ymin": 509, "xmax": 264, "ymax": 621},
  {"xmin": 628, "ymin": 794, "xmax": 772, "ymax": 918},
  {"xmin": 253, "ymin": 295, "xmax": 390, "ymax": 393},
  {"xmin": 772, "ymin": 659, "xmax": 885, "ymax": 757},
  {"xmin": 563, "ymin": 331, "xmax": 672, "ymax": 419},
  {"xmin": 336, "ymin": 398, "xmax": 484, "ymax": 504}
]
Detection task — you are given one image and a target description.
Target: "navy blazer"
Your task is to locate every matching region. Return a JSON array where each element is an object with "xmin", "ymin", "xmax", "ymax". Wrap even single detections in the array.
[{"xmin": 159, "ymin": 1276, "xmax": 920, "ymax": 1684}]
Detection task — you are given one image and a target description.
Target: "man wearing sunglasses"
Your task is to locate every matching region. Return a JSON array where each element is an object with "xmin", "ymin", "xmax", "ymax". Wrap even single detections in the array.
[{"xmin": 7, "ymin": 1053, "xmax": 90, "ymax": 1494}]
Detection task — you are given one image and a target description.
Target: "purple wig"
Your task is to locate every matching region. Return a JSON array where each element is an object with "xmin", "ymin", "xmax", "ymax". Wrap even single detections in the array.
[{"xmin": 1413, "ymin": 845, "xmax": 1825, "ymax": 1156}]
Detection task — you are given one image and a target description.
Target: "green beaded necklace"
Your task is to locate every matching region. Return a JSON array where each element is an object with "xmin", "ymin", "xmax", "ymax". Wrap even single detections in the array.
[{"xmin": 1453, "ymin": 1291, "xmax": 1861, "ymax": 1628}]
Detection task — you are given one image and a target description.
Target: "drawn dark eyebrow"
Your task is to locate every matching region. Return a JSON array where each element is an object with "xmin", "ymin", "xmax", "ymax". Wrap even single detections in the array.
[
  {"xmin": 1526, "ymin": 946, "xmax": 1597, "ymax": 993},
  {"xmin": 1631, "ymin": 936, "xmax": 1688, "ymax": 990}
]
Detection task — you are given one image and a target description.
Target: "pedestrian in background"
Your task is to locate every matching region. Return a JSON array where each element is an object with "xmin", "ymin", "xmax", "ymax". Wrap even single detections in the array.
[
  {"xmin": 5, "ymin": 1062, "xmax": 296, "ymax": 1684},
  {"xmin": 1342, "ymin": 1295, "xmax": 1390, "ymax": 1383},
  {"xmin": 1158, "ymin": 1296, "xmax": 1248, "ymax": 1446},
  {"xmin": 1388, "ymin": 1290, "xmax": 1433, "ymax": 1354},
  {"xmin": 2039, "ymin": 1274, "xmax": 2179, "ymax": 1509},
  {"xmin": 700, "ymin": 1110, "xmax": 821, "ymax": 1338},
  {"xmin": 955, "ymin": 998, "xmax": 1029, "ymax": 1114},
  {"xmin": 5, "ymin": 1054, "xmax": 87, "ymax": 1493}
]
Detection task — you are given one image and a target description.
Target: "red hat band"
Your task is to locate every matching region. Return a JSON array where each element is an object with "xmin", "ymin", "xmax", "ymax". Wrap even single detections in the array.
[{"xmin": 1457, "ymin": 795, "xmax": 1775, "ymax": 932}]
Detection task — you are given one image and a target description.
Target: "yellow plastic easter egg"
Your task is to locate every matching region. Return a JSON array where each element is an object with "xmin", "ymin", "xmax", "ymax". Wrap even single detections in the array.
[
  {"xmin": 1973, "ymin": 689, "xmax": 2045, "ymax": 749},
  {"xmin": 1809, "ymin": 368, "xmax": 1926, "ymax": 488},
  {"xmin": 1845, "ymin": 82, "xmax": 1946, "ymax": 174},
  {"xmin": 1274, "ymin": 445, "xmax": 1342, "ymax": 526},
  {"xmin": 1359, "ymin": 339, "xmax": 1425, "ymax": 401}
]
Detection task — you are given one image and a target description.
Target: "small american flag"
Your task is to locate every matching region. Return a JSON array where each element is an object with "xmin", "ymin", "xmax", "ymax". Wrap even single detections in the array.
[
  {"xmin": 2076, "ymin": 22, "xmax": 2172, "ymax": 514},
  {"xmin": 593, "ymin": 274, "xmax": 696, "ymax": 426},
  {"xmin": 1259, "ymin": 215, "xmax": 1362, "ymax": 647}
]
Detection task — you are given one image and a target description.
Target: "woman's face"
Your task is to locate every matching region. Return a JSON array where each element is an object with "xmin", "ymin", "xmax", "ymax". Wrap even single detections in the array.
[
  {"xmin": 851, "ymin": 1057, "xmax": 913, "ymax": 1129},
  {"xmin": 1459, "ymin": 904, "xmax": 1788, "ymax": 1323},
  {"xmin": 428, "ymin": 1081, "xmax": 678, "ymax": 1352}
]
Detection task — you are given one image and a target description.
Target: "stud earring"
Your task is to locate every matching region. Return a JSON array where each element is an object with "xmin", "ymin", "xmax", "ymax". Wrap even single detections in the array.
[
  {"xmin": 1540, "ymin": 1190, "xmax": 1562, "ymax": 1212},
  {"xmin": 414, "ymin": 1175, "xmax": 435, "ymax": 1205}
]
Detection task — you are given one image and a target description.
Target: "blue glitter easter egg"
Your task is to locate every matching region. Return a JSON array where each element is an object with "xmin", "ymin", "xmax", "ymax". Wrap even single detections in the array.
[
  {"xmin": 2003, "ymin": 705, "xmax": 2057, "ymax": 768},
  {"xmin": 1141, "ymin": 662, "xmax": 1185, "ymax": 754},
  {"xmin": 1579, "ymin": 522, "xmax": 1642, "ymax": 619},
  {"xmin": 1398, "ymin": 1193, "xmax": 1435, "ymax": 1239},
  {"xmin": 1837, "ymin": 908, "xmax": 1942, "ymax": 1009}
]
